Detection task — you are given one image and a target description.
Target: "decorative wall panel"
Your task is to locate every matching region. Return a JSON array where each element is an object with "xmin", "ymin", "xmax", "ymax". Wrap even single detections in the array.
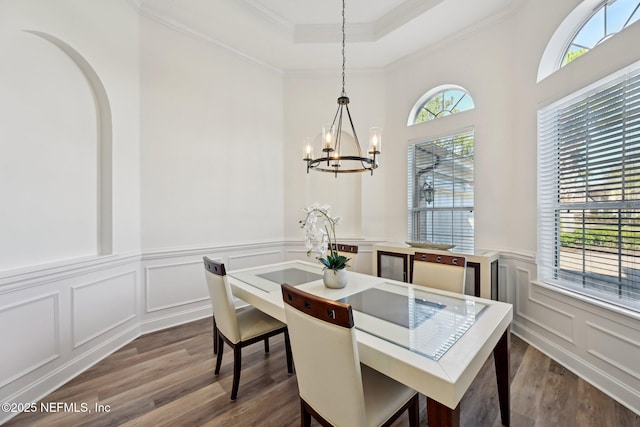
[
  {"xmin": 72, "ymin": 272, "xmax": 137, "ymax": 348},
  {"xmin": 0, "ymin": 293, "xmax": 59, "ymax": 388},
  {"xmin": 145, "ymin": 260, "xmax": 209, "ymax": 312}
]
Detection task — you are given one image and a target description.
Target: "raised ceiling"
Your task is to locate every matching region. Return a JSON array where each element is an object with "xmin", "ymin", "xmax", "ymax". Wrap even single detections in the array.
[{"xmin": 134, "ymin": 0, "xmax": 516, "ymax": 70}]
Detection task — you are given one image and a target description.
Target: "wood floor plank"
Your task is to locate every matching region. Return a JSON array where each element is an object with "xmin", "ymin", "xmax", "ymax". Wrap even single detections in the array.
[
  {"xmin": 5, "ymin": 317, "xmax": 640, "ymax": 427},
  {"xmin": 510, "ymin": 341, "xmax": 551, "ymax": 423},
  {"xmin": 536, "ymin": 359, "xmax": 578, "ymax": 427},
  {"xmin": 119, "ymin": 383, "xmax": 226, "ymax": 427}
]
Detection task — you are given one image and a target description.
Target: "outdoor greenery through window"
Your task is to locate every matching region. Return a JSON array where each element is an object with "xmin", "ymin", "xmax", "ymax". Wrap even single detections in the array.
[
  {"xmin": 411, "ymin": 88, "xmax": 474, "ymax": 124},
  {"xmin": 562, "ymin": 0, "xmax": 640, "ymax": 67},
  {"xmin": 408, "ymin": 131, "xmax": 474, "ymax": 253},
  {"xmin": 538, "ymin": 64, "xmax": 640, "ymax": 311}
]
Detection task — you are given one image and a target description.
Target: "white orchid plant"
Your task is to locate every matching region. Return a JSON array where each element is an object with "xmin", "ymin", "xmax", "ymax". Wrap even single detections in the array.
[{"xmin": 299, "ymin": 203, "xmax": 349, "ymax": 271}]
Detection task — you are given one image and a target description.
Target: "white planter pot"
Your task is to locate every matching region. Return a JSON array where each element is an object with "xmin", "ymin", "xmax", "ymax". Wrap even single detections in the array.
[{"xmin": 323, "ymin": 268, "xmax": 348, "ymax": 289}]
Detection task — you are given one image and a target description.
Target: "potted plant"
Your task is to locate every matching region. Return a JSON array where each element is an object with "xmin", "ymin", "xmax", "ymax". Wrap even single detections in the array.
[{"xmin": 300, "ymin": 203, "xmax": 350, "ymax": 288}]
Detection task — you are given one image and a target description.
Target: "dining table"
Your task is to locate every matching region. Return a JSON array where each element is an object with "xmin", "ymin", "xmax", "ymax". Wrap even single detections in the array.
[{"xmin": 227, "ymin": 260, "xmax": 513, "ymax": 427}]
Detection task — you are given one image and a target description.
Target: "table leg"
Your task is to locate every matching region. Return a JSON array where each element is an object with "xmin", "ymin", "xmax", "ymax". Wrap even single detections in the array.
[
  {"xmin": 427, "ymin": 398, "xmax": 460, "ymax": 427},
  {"xmin": 493, "ymin": 326, "xmax": 511, "ymax": 426}
]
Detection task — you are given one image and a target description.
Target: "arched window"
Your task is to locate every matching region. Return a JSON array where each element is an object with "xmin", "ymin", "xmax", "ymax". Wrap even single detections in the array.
[
  {"xmin": 562, "ymin": 0, "xmax": 639, "ymax": 67},
  {"xmin": 408, "ymin": 85, "xmax": 474, "ymax": 125},
  {"xmin": 539, "ymin": 0, "xmax": 640, "ymax": 81}
]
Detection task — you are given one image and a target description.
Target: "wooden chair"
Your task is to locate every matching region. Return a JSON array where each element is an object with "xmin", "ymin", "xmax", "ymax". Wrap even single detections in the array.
[
  {"xmin": 410, "ymin": 251, "xmax": 467, "ymax": 293},
  {"xmin": 330, "ymin": 243, "xmax": 359, "ymax": 271},
  {"xmin": 203, "ymin": 257, "xmax": 293, "ymax": 400},
  {"xmin": 281, "ymin": 283, "xmax": 419, "ymax": 427}
]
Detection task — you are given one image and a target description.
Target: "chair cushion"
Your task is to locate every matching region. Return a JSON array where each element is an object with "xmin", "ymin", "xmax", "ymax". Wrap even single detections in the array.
[
  {"xmin": 236, "ymin": 307, "xmax": 286, "ymax": 343},
  {"xmin": 361, "ymin": 365, "xmax": 417, "ymax": 427}
]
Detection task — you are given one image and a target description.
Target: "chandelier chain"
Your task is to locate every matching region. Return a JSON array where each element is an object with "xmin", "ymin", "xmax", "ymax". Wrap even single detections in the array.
[
  {"xmin": 341, "ymin": 0, "xmax": 346, "ymax": 96},
  {"xmin": 302, "ymin": 0, "xmax": 380, "ymax": 176}
]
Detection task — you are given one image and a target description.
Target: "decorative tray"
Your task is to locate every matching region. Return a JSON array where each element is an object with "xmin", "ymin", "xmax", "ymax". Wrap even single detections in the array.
[{"xmin": 405, "ymin": 241, "xmax": 455, "ymax": 250}]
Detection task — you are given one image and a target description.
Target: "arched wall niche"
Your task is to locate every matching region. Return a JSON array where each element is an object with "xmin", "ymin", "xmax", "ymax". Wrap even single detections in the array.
[
  {"xmin": 25, "ymin": 31, "xmax": 114, "ymax": 259},
  {"xmin": 0, "ymin": 30, "xmax": 113, "ymax": 271}
]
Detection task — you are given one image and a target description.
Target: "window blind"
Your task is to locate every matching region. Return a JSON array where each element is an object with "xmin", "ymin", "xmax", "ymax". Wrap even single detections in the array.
[
  {"xmin": 538, "ymin": 66, "xmax": 640, "ymax": 310},
  {"xmin": 408, "ymin": 130, "xmax": 474, "ymax": 253}
]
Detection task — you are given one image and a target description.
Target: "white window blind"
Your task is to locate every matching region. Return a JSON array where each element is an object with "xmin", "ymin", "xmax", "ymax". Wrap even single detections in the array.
[
  {"xmin": 408, "ymin": 131, "xmax": 474, "ymax": 253},
  {"xmin": 538, "ymin": 66, "xmax": 640, "ymax": 310}
]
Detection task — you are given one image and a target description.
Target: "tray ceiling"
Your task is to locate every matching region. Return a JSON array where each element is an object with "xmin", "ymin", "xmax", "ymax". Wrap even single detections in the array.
[{"xmin": 132, "ymin": 0, "xmax": 517, "ymax": 70}]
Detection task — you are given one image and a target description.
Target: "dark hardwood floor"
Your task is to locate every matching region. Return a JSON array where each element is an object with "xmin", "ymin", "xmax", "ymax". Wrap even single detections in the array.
[{"xmin": 5, "ymin": 317, "xmax": 640, "ymax": 426}]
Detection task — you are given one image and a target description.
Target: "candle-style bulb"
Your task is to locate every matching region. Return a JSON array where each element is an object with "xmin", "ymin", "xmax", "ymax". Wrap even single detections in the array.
[
  {"xmin": 303, "ymin": 137, "xmax": 313, "ymax": 160},
  {"xmin": 369, "ymin": 127, "xmax": 382, "ymax": 154}
]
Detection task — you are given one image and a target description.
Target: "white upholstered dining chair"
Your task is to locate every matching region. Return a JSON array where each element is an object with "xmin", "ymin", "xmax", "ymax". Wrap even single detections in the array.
[
  {"xmin": 281, "ymin": 283, "xmax": 419, "ymax": 427},
  {"xmin": 330, "ymin": 243, "xmax": 359, "ymax": 271},
  {"xmin": 410, "ymin": 251, "xmax": 467, "ymax": 294},
  {"xmin": 203, "ymin": 257, "xmax": 293, "ymax": 400}
]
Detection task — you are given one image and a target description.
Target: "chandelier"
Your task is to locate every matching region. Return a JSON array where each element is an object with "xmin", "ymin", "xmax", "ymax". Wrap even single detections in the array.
[{"xmin": 303, "ymin": 0, "xmax": 381, "ymax": 176}]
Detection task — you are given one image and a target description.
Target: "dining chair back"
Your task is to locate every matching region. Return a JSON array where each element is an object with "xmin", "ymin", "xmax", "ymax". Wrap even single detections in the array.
[
  {"xmin": 203, "ymin": 257, "xmax": 293, "ymax": 400},
  {"xmin": 281, "ymin": 283, "xmax": 419, "ymax": 427},
  {"xmin": 410, "ymin": 251, "xmax": 467, "ymax": 294},
  {"xmin": 330, "ymin": 243, "xmax": 359, "ymax": 271}
]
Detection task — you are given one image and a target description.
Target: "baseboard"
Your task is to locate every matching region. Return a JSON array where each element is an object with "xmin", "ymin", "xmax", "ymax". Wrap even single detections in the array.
[{"xmin": 140, "ymin": 305, "xmax": 213, "ymax": 335}]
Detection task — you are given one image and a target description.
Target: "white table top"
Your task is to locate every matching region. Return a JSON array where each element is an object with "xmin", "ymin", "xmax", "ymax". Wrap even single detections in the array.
[{"xmin": 228, "ymin": 260, "xmax": 513, "ymax": 409}]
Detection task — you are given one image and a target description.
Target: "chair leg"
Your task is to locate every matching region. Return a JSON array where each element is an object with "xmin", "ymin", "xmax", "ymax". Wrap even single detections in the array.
[
  {"xmin": 214, "ymin": 335, "xmax": 224, "ymax": 375},
  {"xmin": 230, "ymin": 345, "xmax": 242, "ymax": 401},
  {"xmin": 264, "ymin": 337, "xmax": 270, "ymax": 354},
  {"xmin": 301, "ymin": 399, "xmax": 312, "ymax": 427},
  {"xmin": 213, "ymin": 317, "xmax": 218, "ymax": 355},
  {"xmin": 284, "ymin": 329, "xmax": 294, "ymax": 374}
]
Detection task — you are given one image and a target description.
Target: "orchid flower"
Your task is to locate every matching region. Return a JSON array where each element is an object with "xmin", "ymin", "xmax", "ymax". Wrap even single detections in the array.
[{"xmin": 299, "ymin": 203, "xmax": 349, "ymax": 270}]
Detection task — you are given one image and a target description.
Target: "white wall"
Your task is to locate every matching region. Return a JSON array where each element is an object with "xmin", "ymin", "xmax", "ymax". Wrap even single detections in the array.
[
  {"xmin": 283, "ymin": 70, "xmax": 387, "ymax": 246},
  {"xmin": 385, "ymin": 16, "xmax": 514, "ymax": 250},
  {"xmin": 140, "ymin": 17, "xmax": 285, "ymax": 251},
  {"xmin": 0, "ymin": 0, "xmax": 141, "ymax": 269},
  {"xmin": 136, "ymin": 13, "xmax": 288, "ymax": 335}
]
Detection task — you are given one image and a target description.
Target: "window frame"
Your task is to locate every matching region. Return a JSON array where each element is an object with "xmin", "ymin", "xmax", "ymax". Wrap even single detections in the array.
[
  {"xmin": 407, "ymin": 85, "xmax": 475, "ymax": 126},
  {"xmin": 408, "ymin": 129, "xmax": 475, "ymax": 253},
  {"xmin": 538, "ymin": 0, "xmax": 640, "ymax": 81},
  {"xmin": 537, "ymin": 61, "xmax": 640, "ymax": 312},
  {"xmin": 561, "ymin": 0, "xmax": 640, "ymax": 68}
]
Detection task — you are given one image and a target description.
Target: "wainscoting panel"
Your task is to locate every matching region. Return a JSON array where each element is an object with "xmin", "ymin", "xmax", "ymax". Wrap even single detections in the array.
[
  {"xmin": 72, "ymin": 271, "xmax": 137, "ymax": 348},
  {"xmin": 0, "ymin": 293, "xmax": 59, "ymax": 388},
  {"xmin": 145, "ymin": 260, "xmax": 209, "ymax": 312},
  {"xmin": 517, "ymin": 272, "xmax": 575, "ymax": 345},
  {"xmin": 504, "ymin": 252, "xmax": 640, "ymax": 415},
  {"xmin": 0, "ymin": 255, "xmax": 140, "ymax": 425},
  {"xmin": 586, "ymin": 320, "xmax": 640, "ymax": 383},
  {"xmin": 227, "ymin": 249, "xmax": 283, "ymax": 271},
  {"xmin": 140, "ymin": 243, "xmax": 285, "ymax": 333}
]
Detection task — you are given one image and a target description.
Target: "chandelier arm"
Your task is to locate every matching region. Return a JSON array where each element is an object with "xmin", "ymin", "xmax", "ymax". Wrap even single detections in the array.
[
  {"xmin": 344, "ymin": 104, "xmax": 373, "ymax": 170},
  {"xmin": 335, "ymin": 106, "xmax": 344, "ymax": 157}
]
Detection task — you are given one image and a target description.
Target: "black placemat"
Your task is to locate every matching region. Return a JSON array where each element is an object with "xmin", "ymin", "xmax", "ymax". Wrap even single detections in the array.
[
  {"xmin": 258, "ymin": 268, "xmax": 322, "ymax": 286},
  {"xmin": 341, "ymin": 288, "xmax": 444, "ymax": 329}
]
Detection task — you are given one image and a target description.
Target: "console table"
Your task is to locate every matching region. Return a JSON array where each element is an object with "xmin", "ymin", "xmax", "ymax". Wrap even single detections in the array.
[{"xmin": 373, "ymin": 242, "xmax": 499, "ymax": 300}]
